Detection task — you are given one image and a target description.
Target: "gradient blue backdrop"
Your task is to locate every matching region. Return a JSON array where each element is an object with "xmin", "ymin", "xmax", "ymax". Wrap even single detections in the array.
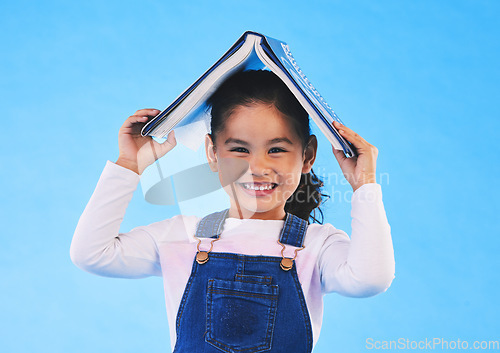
[{"xmin": 1, "ymin": 1, "xmax": 499, "ymax": 352}]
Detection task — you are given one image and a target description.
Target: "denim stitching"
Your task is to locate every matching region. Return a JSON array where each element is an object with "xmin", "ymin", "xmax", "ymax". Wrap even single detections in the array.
[
  {"xmin": 235, "ymin": 274, "xmax": 273, "ymax": 285},
  {"xmin": 297, "ymin": 217, "xmax": 307, "ymax": 247},
  {"xmin": 291, "ymin": 214, "xmax": 298, "ymax": 243},
  {"xmin": 206, "ymin": 279, "xmax": 214, "ymax": 350},
  {"xmin": 280, "ymin": 213, "xmax": 293, "ymax": 245},
  {"xmin": 209, "ymin": 290, "xmax": 277, "ymax": 300},
  {"xmin": 297, "ymin": 215, "xmax": 306, "ymax": 246},
  {"xmin": 287, "ymin": 213, "xmax": 297, "ymax": 245},
  {"xmin": 278, "ymin": 212, "xmax": 290, "ymax": 244},
  {"xmin": 215, "ymin": 208, "xmax": 229, "ymax": 238},
  {"xmin": 288, "ymin": 214, "xmax": 297, "ymax": 245}
]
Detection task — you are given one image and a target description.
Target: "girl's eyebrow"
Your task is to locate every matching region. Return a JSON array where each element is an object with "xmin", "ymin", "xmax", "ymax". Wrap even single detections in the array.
[
  {"xmin": 224, "ymin": 138, "xmax": 249, "ymax": 145},
  {"xmin": 224, "ymin": 137, "xmax": 293, "ymax": 145},
  {"xmin": 268, "ymin": 137, "xmax": 294, "ymax": 145}
]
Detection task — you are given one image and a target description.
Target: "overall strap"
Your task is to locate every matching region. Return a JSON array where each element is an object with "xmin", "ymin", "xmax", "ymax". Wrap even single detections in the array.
[
  {"xmin": 278, "ymin": 213, "xmax": 309, "ymax": 248},
  {"xmin": 195, "ymin": 208, "xmax": 308, "ymax": 246},
  {"xmin": 194, "ymin": 208, "xmax": 230, "ymax": 239}
]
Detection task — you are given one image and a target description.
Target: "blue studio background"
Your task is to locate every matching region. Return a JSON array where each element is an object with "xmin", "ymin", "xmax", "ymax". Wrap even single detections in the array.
[{"xmin": 1, "ymin": 1, "xmax": 499, "ymax": 352}]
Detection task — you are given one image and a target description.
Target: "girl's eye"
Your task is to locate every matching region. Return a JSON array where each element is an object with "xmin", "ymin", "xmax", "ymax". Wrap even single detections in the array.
[
  {"xmin": 269, "ymin": 147, "xmax": 286, "ymax": 153},
  {"xmin": 230, "ymin": 147, "xmax": 248, "ymax": 153}
]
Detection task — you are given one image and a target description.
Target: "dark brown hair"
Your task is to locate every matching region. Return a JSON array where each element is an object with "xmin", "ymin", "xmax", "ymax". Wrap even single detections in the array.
[{"xmin": 207, "ymin": 70, "xmax": 329, "ymax": 224}]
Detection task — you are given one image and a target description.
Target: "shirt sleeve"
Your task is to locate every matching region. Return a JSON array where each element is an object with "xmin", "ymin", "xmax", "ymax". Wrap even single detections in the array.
[
  {"xmin": 318, "ymin": 183, "xmax": 395, "ymax": 297},
  {"xmin": 70, "ymin": 160, "xmax": 163, "ymax": 278}
]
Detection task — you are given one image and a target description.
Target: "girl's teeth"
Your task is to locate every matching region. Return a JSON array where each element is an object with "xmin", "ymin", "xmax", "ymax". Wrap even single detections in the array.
[{"xmin": 243, "ymin": 183, "xmax": 275, "ymax": 190}]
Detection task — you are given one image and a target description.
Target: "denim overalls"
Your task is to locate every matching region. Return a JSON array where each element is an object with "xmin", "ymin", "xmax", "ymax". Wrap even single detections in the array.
[{"xmin": 173, "ymin": 208, "xmax": 313, "ymax": 353}]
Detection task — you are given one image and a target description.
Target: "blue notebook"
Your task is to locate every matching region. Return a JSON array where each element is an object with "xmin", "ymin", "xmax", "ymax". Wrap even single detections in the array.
[{"xmin": 141, "ymin": 31, "xmax": 356, "ymax": 158}]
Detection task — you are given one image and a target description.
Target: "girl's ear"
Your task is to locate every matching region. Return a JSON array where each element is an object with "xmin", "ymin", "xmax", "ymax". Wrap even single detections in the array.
[
  {"xmin": 205, "ymin": 133, "xmax": 218, "ymax": 172},
  {"xmin": 302, "ymin": 135, "xmax": 318, "ymax": 174}
]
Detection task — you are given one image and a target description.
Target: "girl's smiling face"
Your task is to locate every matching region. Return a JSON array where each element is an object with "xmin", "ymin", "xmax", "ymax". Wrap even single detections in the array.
[{"xmin": 205, "ymin": 103, "xmax": 317, "ymax": 220}]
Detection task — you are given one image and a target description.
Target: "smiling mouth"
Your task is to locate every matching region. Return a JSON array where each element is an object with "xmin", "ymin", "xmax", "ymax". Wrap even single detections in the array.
[{"xmin": 239, "ymin": 182, "xmax": 278, "ymax": 191}]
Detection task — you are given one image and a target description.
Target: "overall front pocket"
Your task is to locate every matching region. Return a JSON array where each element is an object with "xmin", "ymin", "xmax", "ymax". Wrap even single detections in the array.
[{"xmin": 206, "ymin": 278, "xmax": 279, "ymax": 353}]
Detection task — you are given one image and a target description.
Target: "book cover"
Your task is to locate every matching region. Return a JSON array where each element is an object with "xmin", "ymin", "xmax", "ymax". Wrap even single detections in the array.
[{"xmin": 141, "ymin": 31, "xmax": 356, "ymax": 157}]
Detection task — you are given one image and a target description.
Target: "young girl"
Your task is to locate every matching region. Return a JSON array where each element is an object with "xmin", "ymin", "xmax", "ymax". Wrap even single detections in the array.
[{"xmin": 70, "ymin": 70, "xmax": 395, "ymax": 353}]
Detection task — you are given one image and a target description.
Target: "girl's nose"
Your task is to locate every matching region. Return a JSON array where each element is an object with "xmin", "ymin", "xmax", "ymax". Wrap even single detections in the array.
[{"xmin": 248, "ymin": 155, "xmax": 273, "ymax": 176}]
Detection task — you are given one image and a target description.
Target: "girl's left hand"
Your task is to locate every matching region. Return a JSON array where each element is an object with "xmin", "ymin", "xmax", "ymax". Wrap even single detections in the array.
[{"xmin": 331, "ymin": 121, "xmax": 378, "ymax": 192}]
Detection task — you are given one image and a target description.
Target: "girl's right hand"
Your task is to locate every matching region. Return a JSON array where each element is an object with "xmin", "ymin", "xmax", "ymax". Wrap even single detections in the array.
[{"xmin": 115, "ymin": 109, "xmax": 177, "ymax": 175}]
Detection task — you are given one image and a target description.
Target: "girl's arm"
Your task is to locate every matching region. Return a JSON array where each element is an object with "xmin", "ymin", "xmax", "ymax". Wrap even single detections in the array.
[
  {"xmin": 70, "ymin": 161, "xmax": 163, "ymax": 278},
  {"xmin": 70, "ymin": 109, "xmax": 177, "ymax": 278},
  {"xmin": 319, "ymin": 122, "xmax": 395, "ymax": 297},
  {"xmin": 318, "ymin": 182, "xmax": 395, "ymax": 297}
]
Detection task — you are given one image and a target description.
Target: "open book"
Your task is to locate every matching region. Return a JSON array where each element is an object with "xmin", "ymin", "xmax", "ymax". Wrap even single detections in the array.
[{"xmin": 141, "ymin": 31, "xmax": 356, "ymax": 158}]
